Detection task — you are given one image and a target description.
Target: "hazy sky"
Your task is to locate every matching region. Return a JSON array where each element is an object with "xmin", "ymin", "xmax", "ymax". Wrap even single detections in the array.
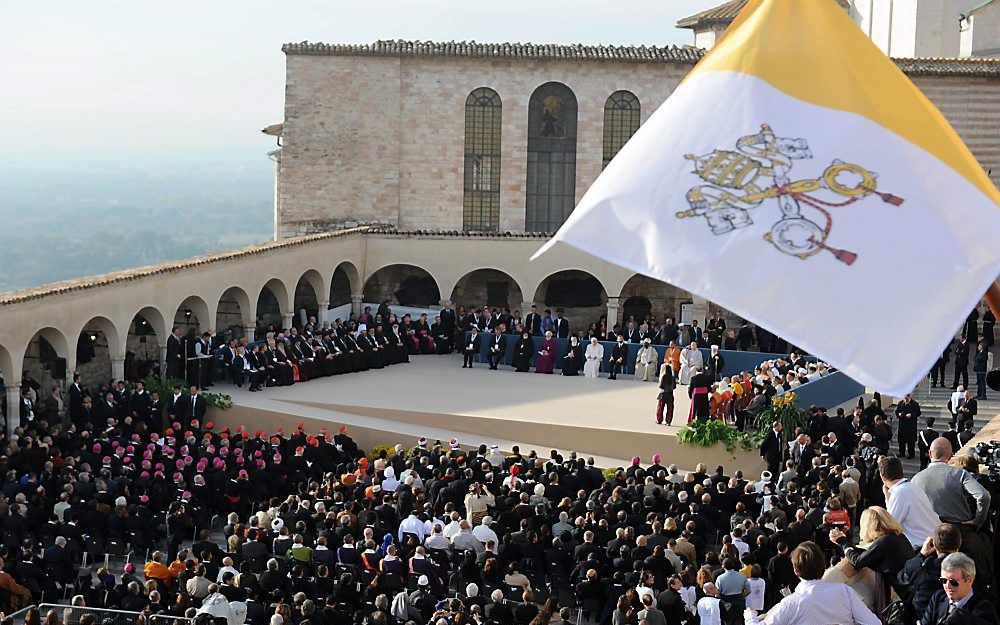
[{"xmin": 2, "ymin": 0, "xmax": 716, "ymax": 163}]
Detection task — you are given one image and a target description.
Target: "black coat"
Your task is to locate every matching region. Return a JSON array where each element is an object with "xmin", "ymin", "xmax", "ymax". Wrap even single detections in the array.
[
  {"xmin": 166, "ymin": 334, "xmax": 184, "ymax": 373},
  {"xmin": 181, "ymin": 394, "xmax": 207, "ymax": 422},
  {"xmin": 922, "ymin": 588, "xmax": 998, "ymax": 625},
  {"xmin": 437, "ymin": 307, "xmax": 455, "ymax": 329},
  {"xmin": 955, "ymin": 341, "xmax": 971, "ymax": 365},
  {"xmin": 465, "ymin": 332, "xmax": 483, "ymax": 353},
  {"xmin": 895, "ymin": 400, "xmax": 921, "ymax": 442},
  {"xmin": 524, "ymin": 313, "xmax": 542, "ymax": 335},
  {"xmin": 488, "ymin": 333, "xmax": 507, "ymax": 355},
  {"xmin": 760, "ymin": 430, "xmax": 782, "ymax": 463}
]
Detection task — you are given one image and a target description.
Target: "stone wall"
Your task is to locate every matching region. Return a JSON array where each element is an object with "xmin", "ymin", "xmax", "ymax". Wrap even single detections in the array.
[
  {"xmin": 279, "ymin": 51, "xmax": 1000, "ymax": 237},
  {"xmin": 280, "ymin": 55, "xmax": 689, "ymax": 236}
]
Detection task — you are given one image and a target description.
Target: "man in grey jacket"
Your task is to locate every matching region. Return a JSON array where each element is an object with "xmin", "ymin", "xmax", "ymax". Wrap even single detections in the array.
[{"xmin": 911, "ymin": 437, "xmax": 994, "ymax": 596}]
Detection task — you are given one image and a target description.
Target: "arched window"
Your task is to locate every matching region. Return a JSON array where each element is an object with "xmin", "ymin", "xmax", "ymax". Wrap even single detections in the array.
[
  {"xmin": 463, "ymin": 88, "xmax": 502, "ymax": 232},
  {"xmin": 526, "ymin": 82, "xmax": 578, "ymax": 232},
  {"xmin": 603, "ymin": 90, "xmax": 640, "ymax": 169}
]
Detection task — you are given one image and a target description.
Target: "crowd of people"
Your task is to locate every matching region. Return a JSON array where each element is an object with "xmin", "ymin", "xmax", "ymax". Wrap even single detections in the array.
[
  {"xmin": 440, "ymin": 304, "xmax": 797, "ymax": 355},
  {"xmin": 0, "ymin": 301, "xmax": 995, "ymax": 625},
  {"xmin": 0, "ymin": 367, "xmax": 997, "ymax": 625}
]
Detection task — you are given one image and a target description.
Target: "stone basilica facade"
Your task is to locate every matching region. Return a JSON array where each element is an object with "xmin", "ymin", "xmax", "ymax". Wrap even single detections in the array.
[{"xmin": 272, "ymin": 39, "xmax": 1000, "ymax": 239}]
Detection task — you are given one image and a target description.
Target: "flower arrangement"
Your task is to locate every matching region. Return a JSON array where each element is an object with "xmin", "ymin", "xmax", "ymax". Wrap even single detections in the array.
[{"xmin": 754, "ymin": 391, "xmax": 805, "ymax": 443}]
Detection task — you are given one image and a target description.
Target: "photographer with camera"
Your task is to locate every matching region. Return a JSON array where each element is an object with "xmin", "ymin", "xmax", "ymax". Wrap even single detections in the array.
[{"xmin": 464, "ymin": 481, "xmax": 495, "ymax": 527}]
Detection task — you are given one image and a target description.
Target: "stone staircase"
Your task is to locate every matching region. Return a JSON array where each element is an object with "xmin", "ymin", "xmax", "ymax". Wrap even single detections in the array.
[{"xmin": 895, "ymin": 375, "xmax": 999, "ymax": 478}]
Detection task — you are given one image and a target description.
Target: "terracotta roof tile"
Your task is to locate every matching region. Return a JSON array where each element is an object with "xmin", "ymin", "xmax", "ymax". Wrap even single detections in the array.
[
  {"xmin": 676, "ymin": 0, "xmax": 749, "ymax": 28},
  {"xmin": 0, "ymin": 228, "xmax": 554, "ymax": 306},
  {"xmin": 282, "ymin": 39, "xmax": 703, "ymax": 64},
  {"xmin": 283, "ymin": 38, "xmax": 1000, "ymax": 76}
]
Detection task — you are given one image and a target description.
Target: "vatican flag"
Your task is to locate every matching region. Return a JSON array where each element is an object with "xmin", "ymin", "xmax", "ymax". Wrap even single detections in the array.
[{"xmin": 534, "ymin": 0, "xmax": 1000, "ymax": 396}]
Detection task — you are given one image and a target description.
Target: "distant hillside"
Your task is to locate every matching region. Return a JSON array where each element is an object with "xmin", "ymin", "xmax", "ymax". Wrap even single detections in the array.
[{"xmin": 0, "ymin": 151, "xmax": 273, "ymax": 291}]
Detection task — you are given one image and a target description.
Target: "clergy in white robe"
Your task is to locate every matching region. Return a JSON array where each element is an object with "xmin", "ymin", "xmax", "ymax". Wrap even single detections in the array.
[
  {"xmin": 678, "ymin": 343, "xmax": 703, "ymax": 385},
  {"xmin": 584, "ymin": 338, "xmax": 604, "ymax": 378},
  {"xmin": 634, "ymin": 340, "xmax": 659, "ymax": 381}
]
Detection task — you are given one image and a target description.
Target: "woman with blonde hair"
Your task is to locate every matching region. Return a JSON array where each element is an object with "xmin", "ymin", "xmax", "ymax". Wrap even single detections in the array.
[{"xmin": 824, "ymin": 506, "xmax": 913, "ymax": 611}]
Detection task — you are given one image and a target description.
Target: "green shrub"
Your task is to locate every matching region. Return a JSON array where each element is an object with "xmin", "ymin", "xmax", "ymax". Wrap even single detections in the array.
[{"xmin": 677, "ymin": 419, "xmax": 756, "ymax": 454}]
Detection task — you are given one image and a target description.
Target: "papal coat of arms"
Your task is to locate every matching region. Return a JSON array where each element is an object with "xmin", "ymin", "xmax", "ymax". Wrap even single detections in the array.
[{"xmin": 676, "ymin": 124, "xmax": 904, "ymax": 265}]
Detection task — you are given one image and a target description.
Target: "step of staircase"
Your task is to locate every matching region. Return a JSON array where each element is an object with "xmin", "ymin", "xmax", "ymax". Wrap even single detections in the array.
[{"xmin": 894, "ymin": 382, "xmax": 999, "ymax": 478}]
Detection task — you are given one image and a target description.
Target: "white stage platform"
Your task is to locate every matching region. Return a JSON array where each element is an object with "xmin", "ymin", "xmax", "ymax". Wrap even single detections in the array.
[{"xmin": 212, "ymin": 355, "xmax": 764, "ymax": 472}]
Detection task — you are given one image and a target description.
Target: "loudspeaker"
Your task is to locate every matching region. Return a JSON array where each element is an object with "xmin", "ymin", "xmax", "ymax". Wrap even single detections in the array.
[
  {"xmin": 987, "ymin": 369, "xmax": 1000, "ymax": 392},
  {"xmin": 51, "ymin": 358, "xmax": 67, "ymax": 380}
]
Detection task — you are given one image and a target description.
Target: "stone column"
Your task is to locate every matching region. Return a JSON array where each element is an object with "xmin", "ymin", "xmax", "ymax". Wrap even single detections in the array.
[
  {"xmin": 351, "ymin": 294, "xmax": 363, "ymax": 317},
  {"xmin": 317, "ymin": 300, "xmax": 330, "ymax": 325},
  {"xmin": 159, "ymin": 345, "xmax": 169, "ymax": 379},
  {"xmin": 111, "ymin": 358, "xmax": 125, "ymax": 382},
  {"xmin": 281, "ymin": 313, "xmax": 295, "ymax": 330},
  {"xmin": 607, "ymin": 297, "xmax": 621, "ymax": 329},
  {"xmin": 5, "ymin": 386, "xmax": 22, "ymax": 438},
  {"xmin": 520, "ymin": 301, "xmax": 534, "ymax": 318},
  {"xmin": 244, "ymin": 328, "xmax": 256, "ymax": 342}
]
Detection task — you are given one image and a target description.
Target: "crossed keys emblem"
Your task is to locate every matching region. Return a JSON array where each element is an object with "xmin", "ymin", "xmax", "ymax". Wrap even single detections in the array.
[{"xmin": 675, "ymin": 124, "xmax": 904, "ymax": 265}]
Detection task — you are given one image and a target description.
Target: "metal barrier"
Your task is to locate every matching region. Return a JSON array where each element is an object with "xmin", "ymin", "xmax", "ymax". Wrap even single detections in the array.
[
  {"xmin": 150, "ymin": 615, "xmax": 193, "ymax": 625},
  {"xmin": 35, "ymin": 603, "xmax": 191, "ymax": 625},
  {"xmin": 4, "ymin": 605, "xmax": 36, "ymax": 623}
]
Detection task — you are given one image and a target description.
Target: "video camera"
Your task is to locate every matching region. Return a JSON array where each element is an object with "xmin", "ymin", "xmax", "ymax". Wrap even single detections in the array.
[{"xmin": 971, "ymin": 440, "xmax": 1000, "ymax": 474}]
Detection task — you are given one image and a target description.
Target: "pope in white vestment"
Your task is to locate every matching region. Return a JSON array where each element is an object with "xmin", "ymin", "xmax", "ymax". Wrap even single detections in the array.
[
  {"xmin": 678, "ymin": 343, "xmax": 703, "ymax": 385},
  {"xmin": 584, "ymin": 338, "xmax": 604, "ymax": 378},
  {"xmin": 634, "ymin": 341, "xmax": 659, "ymax": 381}
]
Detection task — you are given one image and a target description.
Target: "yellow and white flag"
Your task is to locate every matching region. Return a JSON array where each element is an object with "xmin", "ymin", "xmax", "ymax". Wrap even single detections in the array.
[{"xmin": 535, "ymin": 0, "xmax": 1000, "ymax": 396}]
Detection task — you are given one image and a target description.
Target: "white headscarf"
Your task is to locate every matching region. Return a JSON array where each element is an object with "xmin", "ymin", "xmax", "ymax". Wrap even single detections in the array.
[{"xmin": 391, "ymin": 590, "xmax": 410, "ymax": 620}]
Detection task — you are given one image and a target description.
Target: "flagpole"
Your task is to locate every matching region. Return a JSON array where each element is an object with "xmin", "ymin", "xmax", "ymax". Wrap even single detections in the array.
[{"xmin": 987, "ymin": 281, "xmax": 1000, "ymax": 320}]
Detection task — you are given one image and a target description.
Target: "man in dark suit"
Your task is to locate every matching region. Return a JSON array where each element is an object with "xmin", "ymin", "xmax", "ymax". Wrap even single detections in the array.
[
  {"xmin": 973, "ymin": 342, "xmax": 989, "ymax": 400},
  {"xmin": 921, "ymin": 552, "xmax": 998, "ymax": 625},
  {"xmin": 166, "ymin": 327, "xmax": 184, "ymax": 380},
  {"xmin": 553, "ymin": 309, "xmax": 570, "ymax": 338},
  {"xmin": 19, "ymin": 389, "xmax": 36, "ymax": 427},
  {"xmin": 147, "ymin": 391, "xmax": 163, "ymax": 432},
  {"xmin": 487, "ymin": 327, "xmax": 507, "ymax": 370},
  {"xmin": 439, "ymin": 302, "xmax": 457, "ymax": 351},
  {"xmin": 895, "ymin": 393, "xmax": 921, "ymax": 459},
  {"xmin": 168, "ymin": 385, "xmax": 184, "ymax": 423},
  {"xmin": 463, "ymin": 327, "xmax": 482, "ymax": 368},
  {"xmin": 760, "ymin": 422, "xmax": 784, "ymax": 477},
  {"xmin": 609, "ymin": 335, "xmax": 628, "ymax": 380},
  {"xmin": 43, "ymin": 536, "xmax": 74, "ymax": 584},
  {"xmin": 932, "ymin": 341, "xmax": 952, "ymax": 387},
  {"xmin": 183, "ymin": 386, "xmax": 206, "ymax": 425},
  {"xmin": 656, "ymin": 576, "xmax": 690, "ymax": 625},
  {"xmin": 657, "ymin": 318, "xmax": 679, "ymax": 346},
  {"xmin": 129, "ymin": 381, "xmax": 150, "ymax": 423},
  {"xmin": 952, "ymin": 335, "xmax": 970, "ymax": 390},
  {"xmin": 737, "ymin": 321, "xmax": 754, "ymax": 351},
  {"xmin": 68, "ymin": 373, "xmax": 86, "ymax": 424},
  {"xmin": 524, "ymin": 305, "xmax": 542, "ymax": 336}
]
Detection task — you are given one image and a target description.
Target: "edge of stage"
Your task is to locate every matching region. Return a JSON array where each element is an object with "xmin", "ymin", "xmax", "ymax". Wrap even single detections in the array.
[{"xmin": 210, "ymin": 355, "xmax": 765, "ymax": 473}]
